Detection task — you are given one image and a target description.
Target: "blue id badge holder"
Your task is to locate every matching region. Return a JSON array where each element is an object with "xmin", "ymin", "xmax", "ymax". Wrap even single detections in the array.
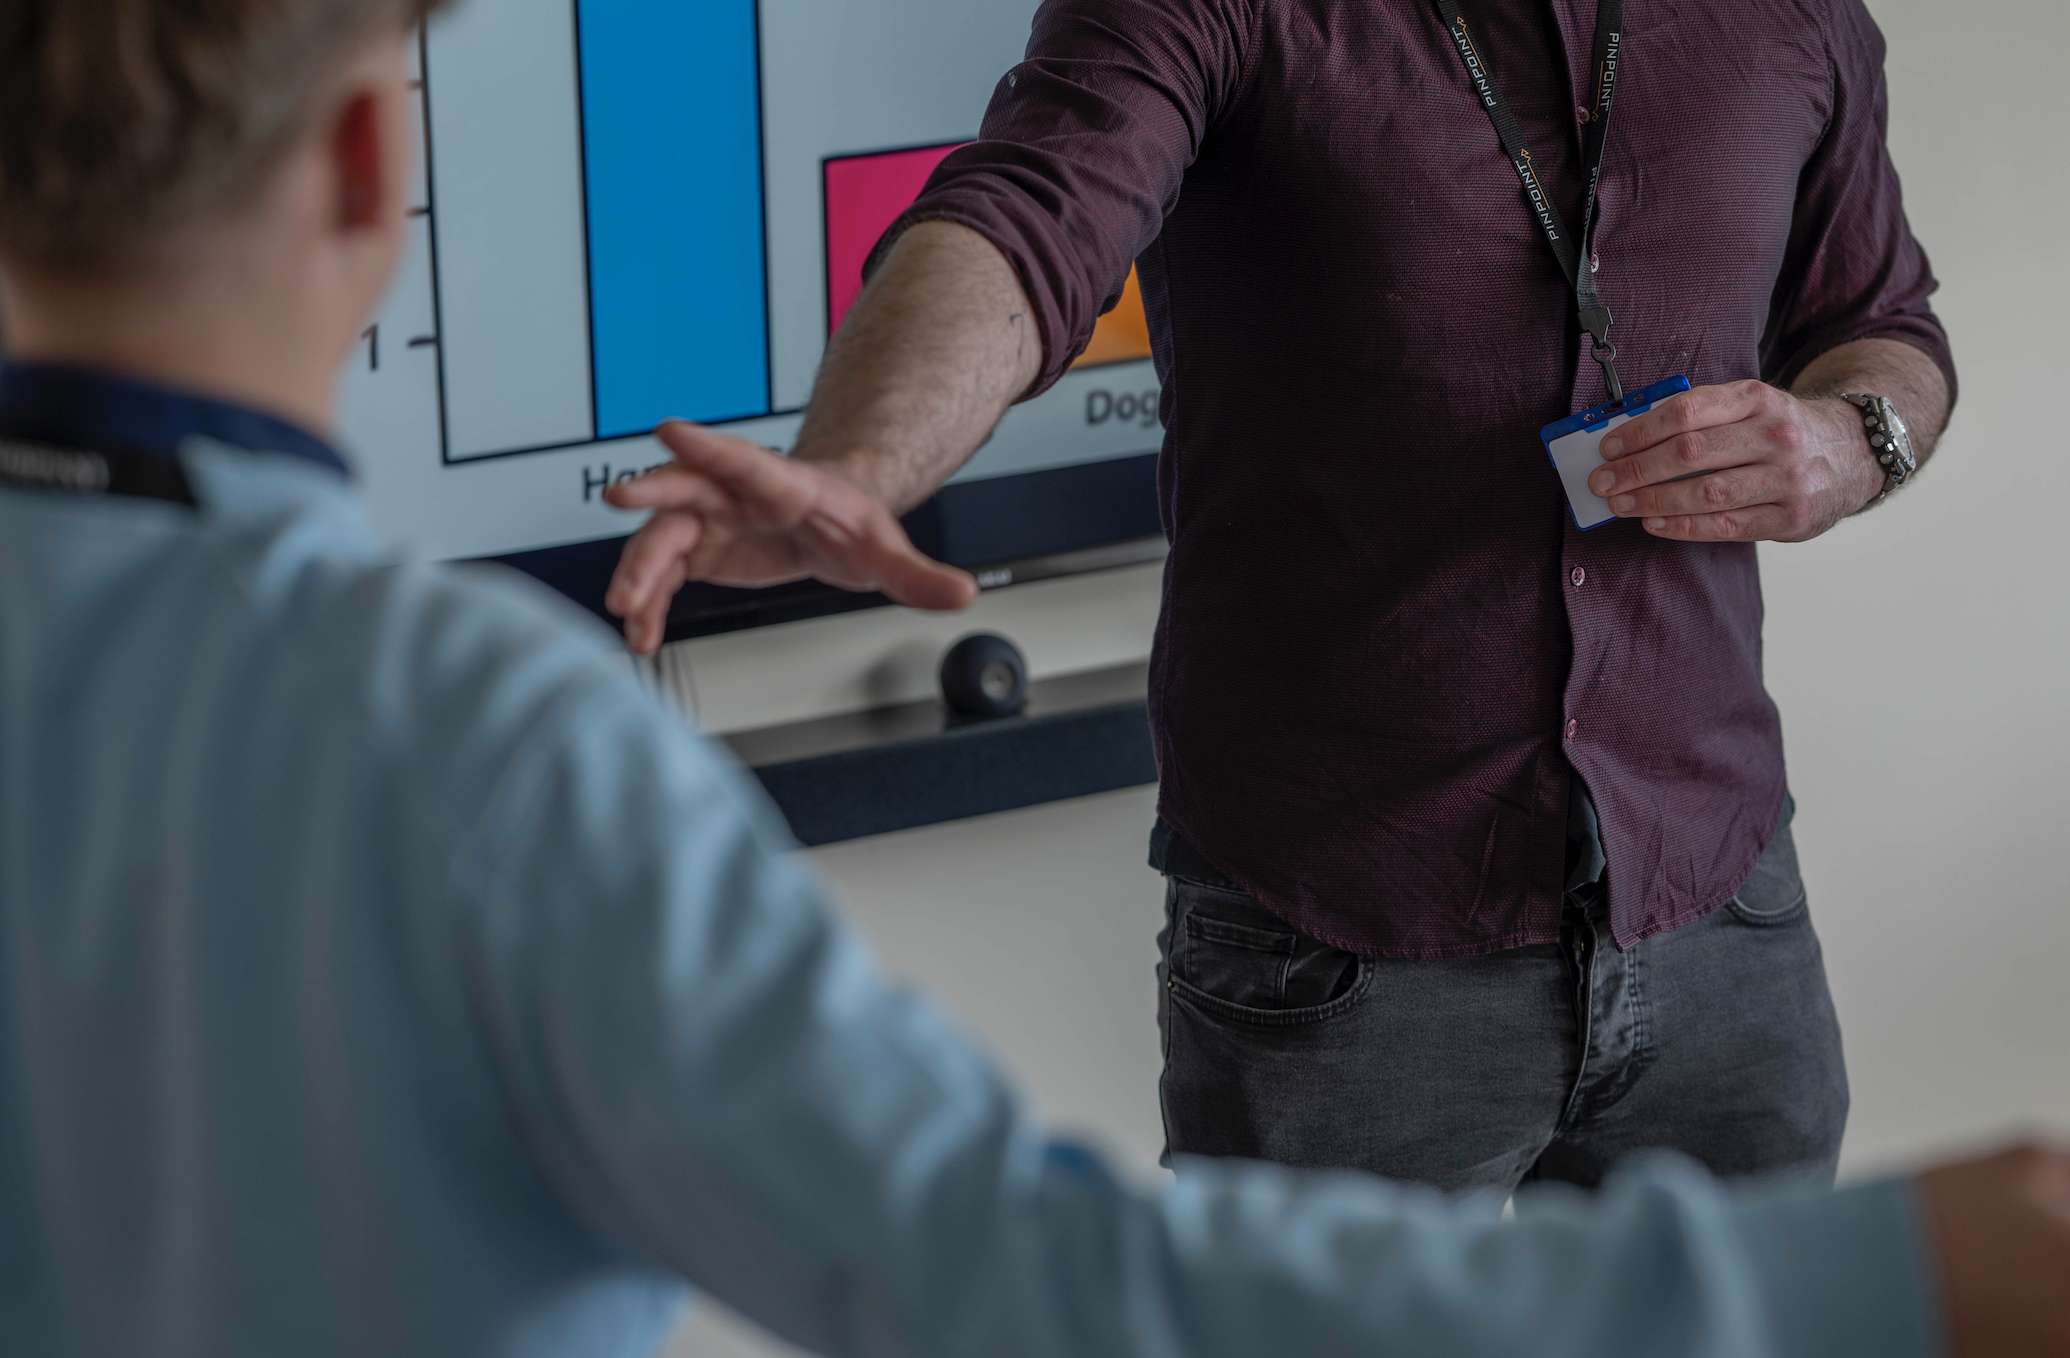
[{"xmin": 1540, "ymin": 375, "xmax": 1692, "ymax": 531}]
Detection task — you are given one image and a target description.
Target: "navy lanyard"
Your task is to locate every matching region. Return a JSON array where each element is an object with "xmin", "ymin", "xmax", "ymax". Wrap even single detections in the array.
[
  {"xmin": 0, "ymin": 439, "xmax": 196, "ymax": 506},
  {"xmin": 1432, "ymin": 0, "xmax": 1628, "ymax": 400}
]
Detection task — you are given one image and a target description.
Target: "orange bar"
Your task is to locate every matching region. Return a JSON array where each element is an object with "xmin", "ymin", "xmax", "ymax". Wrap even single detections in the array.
[{"xmin": 1074, "ymin": 269, "xmax": 1153, "ymax": 369}]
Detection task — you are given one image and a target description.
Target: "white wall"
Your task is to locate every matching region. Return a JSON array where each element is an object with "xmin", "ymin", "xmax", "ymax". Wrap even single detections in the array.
[
  {"xmin": 1757, "ymin": 0, "xmax": 2070, "ymax": 1168},
  {"xmin": 668, "ymin": 0, "xmax": 2069, "ymax": 1350}
]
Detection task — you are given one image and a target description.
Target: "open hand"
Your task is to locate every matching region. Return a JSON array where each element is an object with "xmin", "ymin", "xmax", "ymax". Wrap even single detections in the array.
[
  {"xmin": 602, "ymin": 422, "xmax": 978, "ymax": 655},
  {"xmin": 1589, "ymin": 380, "xmax": 1882, "ymax": 542}
]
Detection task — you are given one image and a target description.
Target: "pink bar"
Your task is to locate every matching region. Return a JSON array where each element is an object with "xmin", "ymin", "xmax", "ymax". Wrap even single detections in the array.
[{"xmin": 824, "ymin": 143, "xmax": 964, "ymax": 336}]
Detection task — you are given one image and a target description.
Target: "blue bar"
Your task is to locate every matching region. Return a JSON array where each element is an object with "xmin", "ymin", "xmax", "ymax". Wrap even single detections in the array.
[{"xmin": 579, "ymin": 0, "xmax": 770, "ymax": 436}]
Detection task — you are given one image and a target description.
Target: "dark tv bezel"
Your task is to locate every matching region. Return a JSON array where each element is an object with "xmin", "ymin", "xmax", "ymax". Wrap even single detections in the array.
[{"xmin": 480, "ymin": 449, "xmax": 1165, "ymax": 643}]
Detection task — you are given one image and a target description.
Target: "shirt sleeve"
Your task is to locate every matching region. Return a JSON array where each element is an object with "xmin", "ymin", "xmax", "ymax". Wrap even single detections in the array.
[
  {"xmin": 436, "ymin": 637, "xmax": 1946, "ymax": 1358},
  {"xmin": 868, "ymin": 0, "xmax": 1259, "ymax": 397},
  {"xmin": 1761, "ymin": 0, "xmax": 1957, "ymax": 399}
]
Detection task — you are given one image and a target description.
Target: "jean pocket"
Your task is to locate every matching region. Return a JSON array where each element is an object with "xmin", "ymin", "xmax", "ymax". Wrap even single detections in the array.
[
  {"xmin": 1165, "ymin": 878, "xmax": 1371, "ymax": 1026},
  {"xmin": 1725, "ymin": 819, "xmax": 1810, "ymax": 927}
]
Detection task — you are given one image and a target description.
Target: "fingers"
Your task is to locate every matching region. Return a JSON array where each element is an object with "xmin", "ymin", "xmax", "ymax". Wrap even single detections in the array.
[
  {"xmin": 603, "ymin": 423, "xmax": 815, "ymax": 524},
  {"xmin": 1610, "ymin": 465, "xmax": 1790, "ymax": 520},
  {"xmin": 881, "ymin": 554, "xmax": 982, "ymax": 612},
  {"xmin": 1638, "ymin": 504, "xmax": 1795, "ymax": 542},
  {"xmin": 602, "ymin": 421, "xmax": 975, "ymax": 643},
  {"xmin": 1591, "ymin": 415, "xmax": 1773, "ymax": 499},
  {"xmin": 624, "ymin": 560, "xmax": 688, "ymax": 658},
  {"xmin": 1599, "ymin": 380, "xmax": 1776, "ymax": 461},
  {"xmin": 601, "ymin": 468, "xmax": 729, "ymax": 645},
  {"xmin": 656, "ymin": 421, "xmax": 818, "ymax": 530},
  {"xmin": 600, "ymin": 427, "xmax": 815, "ymax": 654},
  {"xmin": 607, "ymin": 513, "xmax": 706, "ymax": 624},
  {"xmin": 602, "ymin": 464, "xmax": 732, "ymax": 515}
]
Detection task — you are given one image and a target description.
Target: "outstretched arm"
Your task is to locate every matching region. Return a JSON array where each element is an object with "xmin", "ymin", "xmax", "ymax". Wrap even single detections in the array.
[
  {"xmin": 440, "ymin": 646, "xmax": 2070, "ymax": 1358},
  {"xmin": 596, "ymin": 220, "xmax": 1031, "ymax": 654},
  {"xmin": 597, "ymin": 223, "xmax": 1032, "ymax": 654},
  {"xmin": 796, "ymin": 221, "xmax": 1041, "ymax": 512},
  {"xmin": 603, "ymin": 0, "xmax": 1251, "ymax": 652}
]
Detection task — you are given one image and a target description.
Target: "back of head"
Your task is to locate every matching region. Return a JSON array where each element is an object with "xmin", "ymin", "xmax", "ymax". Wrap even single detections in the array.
[{"xmin": 0, "ymin": 0, "xmax": 447, "ymax": 277}]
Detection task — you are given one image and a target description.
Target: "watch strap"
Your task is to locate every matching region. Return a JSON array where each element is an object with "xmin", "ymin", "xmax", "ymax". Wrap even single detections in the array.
[{"xmin": 1839, "ymin": 393, "xmax": 1913, "ymax": 504}]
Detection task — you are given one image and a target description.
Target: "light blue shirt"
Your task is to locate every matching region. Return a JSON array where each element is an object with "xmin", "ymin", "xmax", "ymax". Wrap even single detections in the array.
[{"xmin": 0, "ymin": 366, "xmax": 1945, "ymax": 1357}]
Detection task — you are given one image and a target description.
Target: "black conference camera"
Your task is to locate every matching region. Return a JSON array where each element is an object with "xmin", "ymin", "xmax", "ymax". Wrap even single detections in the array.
[{"xmin": 939, "ymin": 632, "xmax": 1030, "ymax": 721}]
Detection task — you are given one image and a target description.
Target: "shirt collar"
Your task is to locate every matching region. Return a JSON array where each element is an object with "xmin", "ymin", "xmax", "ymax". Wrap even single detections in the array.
[{"xmin": 0, "ymin": 360, "xmax": 351, "ymax": 481}]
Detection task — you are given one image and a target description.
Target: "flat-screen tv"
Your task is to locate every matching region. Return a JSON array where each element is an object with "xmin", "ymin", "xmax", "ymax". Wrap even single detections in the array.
[{"xmin": 340, "ymin": 0, "xmax": 1165, "ymax": 642}]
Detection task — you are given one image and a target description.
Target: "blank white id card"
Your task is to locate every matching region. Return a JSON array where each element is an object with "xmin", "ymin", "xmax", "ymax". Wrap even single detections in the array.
[{"xmin": 1540, "ymin": 375, "xmax": 1692, "ymax": 531}]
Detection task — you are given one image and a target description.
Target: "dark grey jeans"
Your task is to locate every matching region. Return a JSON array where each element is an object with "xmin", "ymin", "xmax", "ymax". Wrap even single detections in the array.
[{"xmin": 1155, "ymin": 817, "xmax": 1849, "ymax": 1193}]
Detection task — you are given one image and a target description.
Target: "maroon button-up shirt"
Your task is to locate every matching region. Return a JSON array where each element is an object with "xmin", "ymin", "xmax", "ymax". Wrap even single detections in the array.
[{"xmin": 891, "ymin": 0, "xmax": 1955, "ymax": 958}]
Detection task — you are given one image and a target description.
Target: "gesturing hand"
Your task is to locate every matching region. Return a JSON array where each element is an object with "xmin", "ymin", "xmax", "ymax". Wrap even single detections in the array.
[
  {"xmin": 1588, "ymin": 380, "xmax": 1883, "ymax": 543},
  {"xmin": 602, "ymin": 422, "xmax": 979, "ymax": 656}
]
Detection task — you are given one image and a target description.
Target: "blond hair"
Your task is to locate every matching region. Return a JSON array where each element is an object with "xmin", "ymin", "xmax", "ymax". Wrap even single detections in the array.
[{"xmin": 0, "ymin": 0, "xmax": 450, "ymax": 270}]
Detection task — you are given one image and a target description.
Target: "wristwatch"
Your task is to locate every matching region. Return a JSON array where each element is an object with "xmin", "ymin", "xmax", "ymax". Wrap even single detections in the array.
[{"xmin": 1838, "ymin": 393, "xmax": 1917, "ymax": 507}]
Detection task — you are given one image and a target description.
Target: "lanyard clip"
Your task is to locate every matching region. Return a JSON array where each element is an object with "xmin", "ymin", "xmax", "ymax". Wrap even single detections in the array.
[
  {"xmin": 1578, "ymin": 305, "xmax": 1623, "ymax": 402},
  {"xmin": 1579, "ymin": 303, "xmax": 1614, "ymax": 350}
]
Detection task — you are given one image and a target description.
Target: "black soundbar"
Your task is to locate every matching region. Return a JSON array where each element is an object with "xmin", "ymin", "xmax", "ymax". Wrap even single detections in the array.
[{"xmin": 724, "ymin": 661, "xmax": 1156, "ymax": 847}]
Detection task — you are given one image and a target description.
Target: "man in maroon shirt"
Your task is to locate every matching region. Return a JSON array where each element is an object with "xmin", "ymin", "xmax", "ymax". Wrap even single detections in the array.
[{"xmin": 603, "ymin": 0, "xmax": 1954, "ymax": 1193}]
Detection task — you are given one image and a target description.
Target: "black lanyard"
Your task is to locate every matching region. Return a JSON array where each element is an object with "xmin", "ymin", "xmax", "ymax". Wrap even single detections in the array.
[
  {"xmin": 0, "ymin": 439, "xmax": 196, "ymax": 506},
  {"xmin": 1433, "ymin": 0, "xmax": 1628, "ymax": 400}
]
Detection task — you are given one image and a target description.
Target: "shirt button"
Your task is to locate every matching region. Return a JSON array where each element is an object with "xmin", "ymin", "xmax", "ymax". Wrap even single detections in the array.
[
  {"xmin": 1571, "ymin": 566, "xmax": 1588, "ymax": 588},
  {"xmin": 1577, "ymin": 104, "xmax": 1592, "ymax": 124},
  {"xmin": 1565, "ymin": 718, "xmax": 1580, "ymax": 742}
]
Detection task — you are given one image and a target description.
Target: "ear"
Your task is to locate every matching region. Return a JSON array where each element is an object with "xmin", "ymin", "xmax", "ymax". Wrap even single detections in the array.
[{"xmin": 327, "ymin": 80, "xmax": 409, "ymax": 237}]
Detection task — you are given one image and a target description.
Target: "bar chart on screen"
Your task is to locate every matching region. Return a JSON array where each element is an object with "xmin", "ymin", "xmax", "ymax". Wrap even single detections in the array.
[
  {"xmin": 342, "ymin": 0, "xmax": 1161, "ymax": 565},
  {"xmin": 412, "ymin": 0, "xmax": 773, "ymax": 464}
]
